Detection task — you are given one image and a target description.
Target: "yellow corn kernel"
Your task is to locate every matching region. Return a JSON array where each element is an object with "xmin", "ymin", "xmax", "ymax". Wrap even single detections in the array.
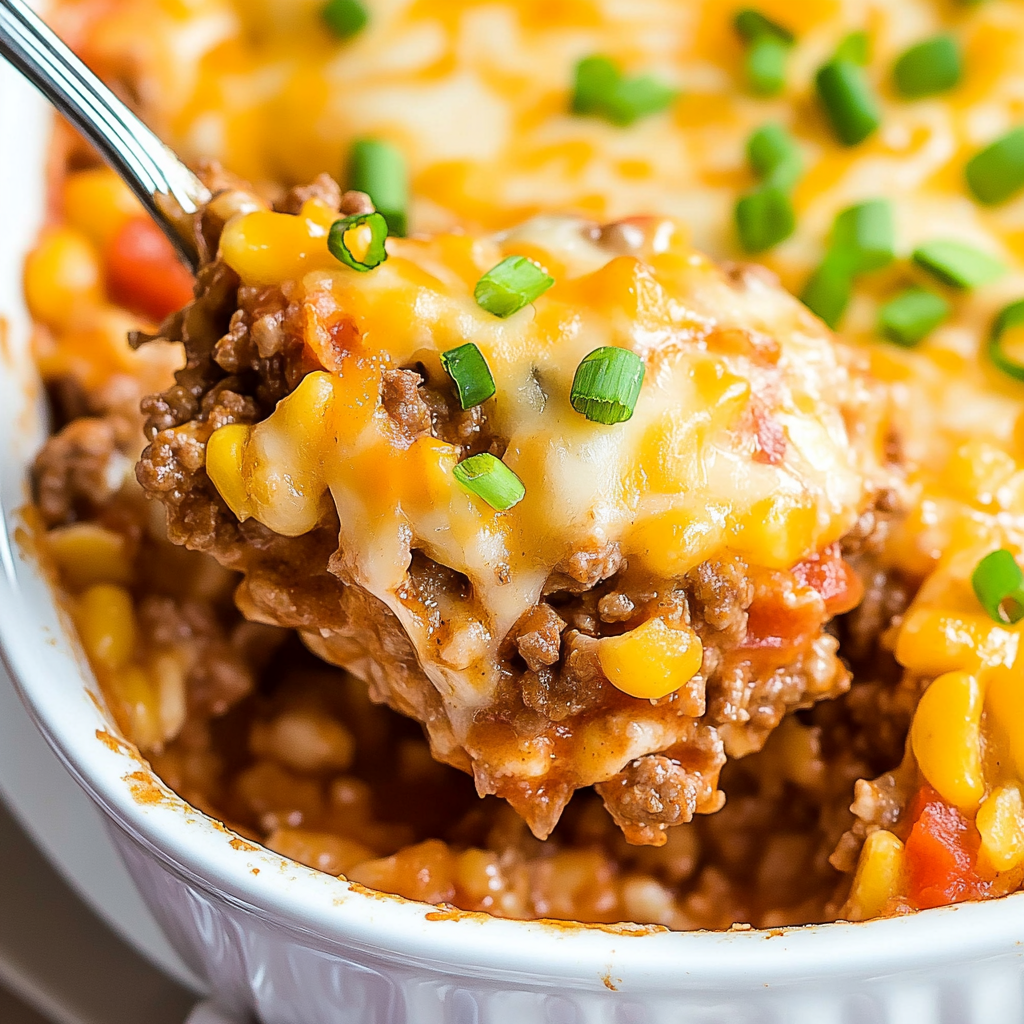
[
  {"xmin": 986, "ymin": 666, "xmax": 1024, "ymax": 779},
  {"xmin": 75, "ymin": 584, "xmax": 137, "ymax": 672},
  {"xmin": 238, "ymin": 371, "xmax": 335, "ymax": 536},
  {"xmin": 45, "ymin": 523, "xmax": 133, "ymax": 591},
  {"xmin": 219, "ymin": 199, "xmax": 339, "ymax": 287},
  {"xmin": 598, "ymin": 617, "xmax": 703, "ymax": 700},
  {"xmin": 629, "ymin": 508, "xmax": 727, "ymax": 578},
  {"xmin": 729, "ymin": 497, "xmax": 819, "ymax": 570},
  {"xmin": 24, "ymin": 227, "xmax": 102, "ymax": 329},
  {"xmin": 910, "ymin": 670, "xmax": 985, "ymax": 811},
  {"xmin": 206, "ymin": 423, "xmax": 253, "ymax": 522},
  {"xmin": 150, "ymin": 652, "xmax": 187, "ymax": 744},
  {"xmin": 845, "ymin": 830, "xmax": 905, "ymax": 921},
  {"xmin": 896, "ymin": 606, "xmax": 1018, "ymax": 676},
  {"xmin": 63, "ymin": 167, "xmax": 143, "ymax": 250},
  {"xmin": 108, "ymin": 664, "xmax": 162, "ymax": 751},
  {"xmin": 976, "ymin": 782, "xmax": 1024, "ymax": 873}
]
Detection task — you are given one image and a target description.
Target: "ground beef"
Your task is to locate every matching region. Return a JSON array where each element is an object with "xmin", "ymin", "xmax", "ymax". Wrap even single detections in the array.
[{"xmin": 33, "ymin": 417, "xmax": 122, "ymax": 526}]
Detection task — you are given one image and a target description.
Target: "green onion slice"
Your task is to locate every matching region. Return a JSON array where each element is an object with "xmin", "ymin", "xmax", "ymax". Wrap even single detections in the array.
[
  {"xmin": 831, "ymin": 199, "xmax": 895, "ymax": 273},
  {"xmin": 893, "ymin": 34, "xmax": 961, "ymax": 99},
  {"xmin": 348, "ymin": 138, "xmax": 408, "ymax": 237},
  {"xmin": 989, "ymin": 299, "xmax": 1024, "ymax": 382},
  {"xmin": 474, "ymin": 256, "xmax": 554, "ymax": 318},
  {"xmin": 815, "ymin": 59, "xmax": 881, "ymax": 147},
  {"xmin": 735, "ymin": 186, "xmax": 795, "ymax": 253},
  {"xmin": 965, "ymin": 128, "xmax": 1024, "ymax": 206},
  {"xmin": 911, "ymin": 240, "xmax": 1006, "ymax": 288},
  {"xmin": 453, "ymin": 453, "xmax": 525, "ymax": 511},
  {"xmin": 972, "ymin": 549, "xmax": 1024, "ymax": 625},
  {"xmin": 321, "ymin": 0, "xmax": 368, "ymax": 39},
  {"xmin": 570, "ymin": 347, "xmax": 646, "ymax": 424},
  {"xmin": 440, "ymin": 343, "xmax": 496, "ymax": 409},
  {"xmin": 327, "ymin": 212, "xmax": 389, "ymax": 272},
  {"xmin": 801, "ymin": 254, "xmax": 852, "ymax": 329},
  {"xmin": 878, "ymin": 288, "xmax": 949, "ymax": 347},
  {"xmin": 746, "ymin": 36, "xmax": 789, "ymax": 96},
  {"xmin": 747, "ymin": 123, "xmax": 802, "ymax": 190},
  {"xmin": 571, "ymin": 54, "xmax": 677, "ymax": 126},
  {"xmin": 572, "ymin": 55, "xmax": 620, "ymax": 115},
  {"xmin": 733, "ymin": 9, "xmax": 794, "ymax": 44},
  {"xmin": 834, "ymin": 30, "xmax": 870, "ymax": 65}
]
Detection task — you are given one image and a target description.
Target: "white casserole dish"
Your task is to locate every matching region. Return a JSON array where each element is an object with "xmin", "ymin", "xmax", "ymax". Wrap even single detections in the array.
[{"xmin": 3, "ymin": 66, "xmax": 1024, "ymax": 1024}]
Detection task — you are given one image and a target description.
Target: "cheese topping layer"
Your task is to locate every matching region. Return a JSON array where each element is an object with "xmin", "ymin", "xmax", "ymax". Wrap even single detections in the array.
[{"xmin": 207, "ymin": 205, "xmax": 881, "ymax": 715}]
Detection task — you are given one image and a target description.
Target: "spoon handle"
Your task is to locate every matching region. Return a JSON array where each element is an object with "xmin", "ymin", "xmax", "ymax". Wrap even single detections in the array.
[{"xmin": 0, "ymin": 0, "xmax": 210, "ymax": 270}]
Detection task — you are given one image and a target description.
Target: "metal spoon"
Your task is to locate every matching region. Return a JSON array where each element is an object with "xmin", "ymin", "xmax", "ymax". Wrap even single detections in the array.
[{"xmin": 0, "ymin": 0, "xmax": 210, "ymax": 270}]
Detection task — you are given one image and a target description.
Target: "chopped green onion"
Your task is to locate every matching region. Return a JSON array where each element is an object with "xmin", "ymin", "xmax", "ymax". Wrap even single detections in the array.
[
  {"xmin": 878, "ymin": 288, "xmax": 950, "ymax": 347},
  {"xmin": 474, "ymin": 256, "xmax": 554, "ymax": 318},
  {"xmin": 965, "ymin": 128, "xmax": 1024, "ymax": 206},
  {"xmin": 327, "ymin": 212, "xmax": 389, "ymax": 272},
  {"xmin": 733, "ymin": 9, "xmax": 793, "ymax": 44},
  {"xmin": 570, "ymin": 347, "xmax": 645, "ymax": 424},
  {"xmin": 321, "ymin": 0, "xmax": 368, "ymax": 39},
  {"xmin": 801, "ymin": 254, "xmax": 852, "ymax": 329},
  {"xmin": 602, "ymin": 75, "xmax": 678, "ymax": 126},
  {"xmin": 746, "ymin": 36, "xmax": 789, "ymax": 95},
  {"xmin": 347, "ymin": 139, "xmax": 408, "ymax": 237},
  {"xmin": 735, "ymin": 186, "xmax": 795, "ymax": 253},
  {"xmin": 747, "ymin": 123, "xmax": 802, "ymax": 190},
  {"xmin": 911, "ymin": 240, "xmax": 1006, "ymax": 288},
  {"xmin": 834, "ymin": 30, "xmax": 870, "ymax": 65},
  {"xmin": 815, "ymin": 59, "xmax": 881, "ymax": 146},
  {"xmin": 572, "ymin": 55, "xmax": 622, "ymax": 115},
  {"xmin": 972, "ymin": 549, "xmax": 1024, "ymax": 625},
  {"xmin": 831, "ymin": 199, "xmax": 894, "ymax": 273},
  {"xmin": 733, "ymin": 10, "xmax": 793, "ymax": 96},
  {"xmin": 440, "ymin": 343, "xmax": 496, "ymax": 409},
  {"xmin": 893, "ymin": 34, "xmax": 961, "ymax": 99},
  {"xmin": 988, "ymin": 299, "xmax": 1024, "ymax": 382},
  {"xmin": 571, "ymin": 55, "xmax": 677, "ymax": 126},
  {"xmin": 453, "ymin": 453, "xmax": 525, "ymax": 511}
]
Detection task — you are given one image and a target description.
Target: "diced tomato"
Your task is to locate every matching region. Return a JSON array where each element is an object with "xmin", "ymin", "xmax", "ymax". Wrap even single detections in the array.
[
  {"xmin": 792, "ymin": 543, "xmax": 864, "ymax": 616},
  {"xmin": 742, "ymin": 545, "xmax": 861, "ymax": 652},
  {"xmin": 105, "ymin": 216, "xmax": 194, "ymax": 323},
  {"xmin": 904, "ymin": 784, "xmax": 988, "ymax": 910},
  {"xmin": 743, "ymin": 585, "xmax": 823, "ymax": 651}
]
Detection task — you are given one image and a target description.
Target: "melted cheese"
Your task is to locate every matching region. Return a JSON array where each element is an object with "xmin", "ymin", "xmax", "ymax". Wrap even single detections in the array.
[{"xmin": 208, "ymin": 209, "xmax": 879, "ymax": 717}]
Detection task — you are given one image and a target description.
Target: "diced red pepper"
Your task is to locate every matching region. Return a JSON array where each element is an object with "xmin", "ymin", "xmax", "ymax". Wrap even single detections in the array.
[
  {"xmin": 904, "ymin": 784, "xmax": 988, "ymax": 910},
  {"xmin": 105, "ymin": 216, "xmax": 194, "ymax": 323}
]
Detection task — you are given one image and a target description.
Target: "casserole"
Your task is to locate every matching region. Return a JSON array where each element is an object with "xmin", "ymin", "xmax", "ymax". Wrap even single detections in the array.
[{"xmin": 4, "ymin": 73, "xmax": 1024, "ymax": 1024}]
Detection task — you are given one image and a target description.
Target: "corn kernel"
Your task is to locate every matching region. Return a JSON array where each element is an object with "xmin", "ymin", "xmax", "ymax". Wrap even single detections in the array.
[
  {"xmin": 629, "ymin": 508, "xmax": 726, "ymax": 578},
  {"xmin": 896, "ymin": 606, "xmax": 1018, "ymax": 676},
  {"xmin": 75, "ymin": 584, "xmax": 137, "ymax": 671},
  {"xmin": 236, "ymin": 371, "xmax": 335, "ymax": 536},
  {"xmin": 730, "ymin": 497, "xmax": 819, "ymax": 570},
  {"xmin": 63, "ymin": 168, "xmax": 143, "ymax": 251},
  {"xmin": 846, "ymin": 830, "xmax": 905, "ymax": 921},
  {"xmin": 910, "ymin": 670, "xmax": 985, "ymax": 811},
  {"xmin": 598, "ymin": 617, "xmax": 703, "ymax": 700},
  {"xmin": 206, "ymin": 423, "xmax": 253, "ymax": 522},
  {"xmin": 986, "ymin": 666, "xmax": 1024, "ymax": 779},
  {"xmin": 150, "ymin": 652, "xmax": 187, "ymax": 743},
  {"xmin": 977, "ymin": 782, "xmax": 1024, "ymax": 872},
  {"xmin": 24, "ymin": 227, "xmax": 102, "ymax": 329},
  {"xmin": 108, "ymin": 664, "xmax": 162, "ymax": 751},
  {"xmin": 46, "ymin": 523, "xmax": 133, "ymax": 591},
  {"xmin": 219, "ymin": 199, "xmax": 338, "ymax": 287}
]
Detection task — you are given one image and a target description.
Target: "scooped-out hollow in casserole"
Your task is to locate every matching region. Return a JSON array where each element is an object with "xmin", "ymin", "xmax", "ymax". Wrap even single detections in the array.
[{"xmin": 135, "ymin": 175, "xmax": 899, "ymax": 844}]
